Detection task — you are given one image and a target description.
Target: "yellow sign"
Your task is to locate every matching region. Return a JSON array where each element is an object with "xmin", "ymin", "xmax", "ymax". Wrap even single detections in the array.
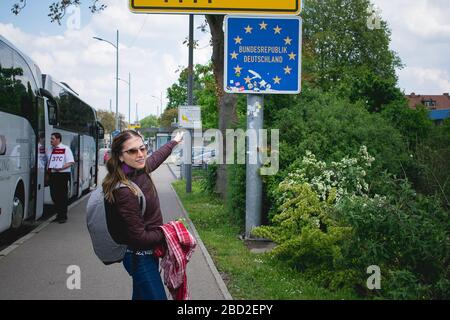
[
  {"xmin": 128, "ymin": 123, "xmax": 141, "ymax": 129},
  {"xmin": 130, "ymin": 0, "xmax": 301, "ymax": 15}
]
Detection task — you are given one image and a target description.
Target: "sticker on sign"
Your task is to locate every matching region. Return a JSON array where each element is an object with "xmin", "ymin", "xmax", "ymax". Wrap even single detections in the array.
[{"xmin": 129, "ymin": 0, "xmax": 301, "ymax": 15}]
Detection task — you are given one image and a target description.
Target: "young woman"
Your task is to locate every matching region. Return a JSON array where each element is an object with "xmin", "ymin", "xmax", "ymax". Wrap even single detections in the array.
[{"xmin": 102, "ymin": 130, "xmax": 183, "ymax": 300}]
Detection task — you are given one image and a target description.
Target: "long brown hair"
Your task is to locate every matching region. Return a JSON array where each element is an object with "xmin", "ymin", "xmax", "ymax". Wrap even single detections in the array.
[{"xmin": 102, "ymin": 130, "xmax": 151, "ymax": 202}]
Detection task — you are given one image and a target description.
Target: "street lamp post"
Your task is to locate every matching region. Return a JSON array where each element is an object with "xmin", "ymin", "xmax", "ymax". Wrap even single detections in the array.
[
  {"xmin": 94, "ymin": 30, "xmax": 119, "ymax": 131},
  {"xmin": 151, "ymin": 93, "xmax": 163, "ymax": 117},
  {"xmin": 118, "ymin": 73, "xmax": 131, "ymax": 127}
]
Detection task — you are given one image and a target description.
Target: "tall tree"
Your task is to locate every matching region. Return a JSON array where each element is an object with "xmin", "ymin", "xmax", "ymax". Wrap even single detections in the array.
[
  {"xmin": 140, "ymin": 114, "xmax": 159, "ymax": 129},
  {"xmin": 302, "ymin": 0, "xmax": 403, "ymax": 111},
  {"xmin": 205, "ymin": 15, "xmax": 238, "ymax": 196},
  {"xmin": 96, "ymin": 109, "xmax": 115, "ymax": 133},
  {"xmin": 159, "ymin": 108, "xmax": 178, "ymax": 130}
]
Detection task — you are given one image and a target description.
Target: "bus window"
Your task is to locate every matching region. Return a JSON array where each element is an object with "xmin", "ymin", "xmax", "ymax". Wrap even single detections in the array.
[
  {"xmin": 0, "ymin": 41, "xmax": 15, "ymax": 115},
  {"xmin": 13, "ymin": 51, "xmax": 38, "ymax": 125}
]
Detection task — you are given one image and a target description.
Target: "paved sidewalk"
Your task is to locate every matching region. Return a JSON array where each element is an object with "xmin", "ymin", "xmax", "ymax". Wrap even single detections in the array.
[{"xmin": 0, "ymin": 164, "xmax": 231, "ymax": 300}]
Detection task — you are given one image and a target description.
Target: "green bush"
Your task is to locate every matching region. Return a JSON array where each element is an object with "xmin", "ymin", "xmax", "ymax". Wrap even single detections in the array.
[
  {"xmin": 334, "ymin": 182, "xmax": 450, "ymax": 299},
  {"xmin": 201, "ymin": 162, "xmax": 218, "ymax": 195},
  {"xmin": 226, "ymin": 163, "xmax": 246, "ymax": 231},
  {"xmin": 254, "ymin": 149, "xmax": 450, "ymax": 299}
]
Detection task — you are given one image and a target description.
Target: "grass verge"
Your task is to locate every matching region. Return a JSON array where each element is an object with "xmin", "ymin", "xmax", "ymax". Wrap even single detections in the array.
[{"xmin": 173, "ymin": 179, "xmax": 359, "ymax": 300}]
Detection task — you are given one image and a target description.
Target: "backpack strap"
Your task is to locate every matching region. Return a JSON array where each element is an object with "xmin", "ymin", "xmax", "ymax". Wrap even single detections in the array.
[{"xmin": 115, "ymin": 181, "xmax": 146, "ymax": 216}]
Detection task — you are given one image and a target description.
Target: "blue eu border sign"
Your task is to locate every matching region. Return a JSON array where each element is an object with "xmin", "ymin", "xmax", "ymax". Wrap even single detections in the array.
[{"xmin": 224, "ymin": 15, "xmax": 302, "ymax": 95}]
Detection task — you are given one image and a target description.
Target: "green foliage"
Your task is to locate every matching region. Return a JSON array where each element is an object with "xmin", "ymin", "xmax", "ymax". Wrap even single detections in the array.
[
  {"xmin": 201, "ymin": 162, "xmax": 218, "ymax": 195},
  {"xmin": 302, "ymin": 0, "xmax": 402, "ymax": 111},
  {"xmin": 226, "ymin": 163, "xmax": 246, "ymax": 231},
  {"xmin": 252, "ymin": 182, "xmax": 354, "ymax": 291},
  {"xmin": 334, "ymin": 183, "xmax": 450, "ymax": 299},
  {"xmin": 166, "ymin": 63, "xmax": 218, "ymax": 129},
  {"xmin": 159, "ymin": 108, "xmax": 178, "ymax": 130},
  {"xmin": 265, "ymin": 87, "xmax": 411, "ymax": 207},
  {"xmin": 382, "ymin": 102, "xmax": 450, "ymax": 208},
  {"xmin": 140, "ymin": 114, "xmax": 159, "ymax": 129},
  {"xmin": 255, "ymin": 149, "xmax": 450, "ymax": 299}
]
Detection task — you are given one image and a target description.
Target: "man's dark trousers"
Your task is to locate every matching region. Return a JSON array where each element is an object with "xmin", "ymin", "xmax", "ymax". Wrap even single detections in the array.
[{"xmin": 49, "ymin": 172, "xmax": 70, "ymax": 221}]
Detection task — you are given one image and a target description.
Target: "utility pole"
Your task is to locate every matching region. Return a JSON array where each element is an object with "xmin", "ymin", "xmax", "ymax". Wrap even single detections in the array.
[
  {"xmin": 136, "ymin": 102, "xmax": 139, "ymax": 124},
  {"xmin": 185, "ymin": 14, "xmax": 194, "ymax": 193},
  {"xmin": 115, "ymin": 30, "xmax": 119, "ymax": 131}
]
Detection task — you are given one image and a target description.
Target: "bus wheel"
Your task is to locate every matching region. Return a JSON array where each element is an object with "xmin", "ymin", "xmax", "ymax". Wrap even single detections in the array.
[{"xmin": 11, "ymin": 195, "xmax": 24, "ymax": 230}]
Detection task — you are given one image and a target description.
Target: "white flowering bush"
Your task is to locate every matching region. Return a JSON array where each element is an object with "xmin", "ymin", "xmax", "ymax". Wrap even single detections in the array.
[{"xmin": 278, "ymin": 146, "xmax": 375, "ymax": 205}]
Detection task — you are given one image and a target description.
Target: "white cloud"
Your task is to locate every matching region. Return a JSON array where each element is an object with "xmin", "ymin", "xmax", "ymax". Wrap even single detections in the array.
[
  {"xmin": 373, "ymin": 0, "xmax": 450, "ymax": 94},
  {"xmin": 399, "ymin": 67, "xmax": 450, "ymax": 95}
]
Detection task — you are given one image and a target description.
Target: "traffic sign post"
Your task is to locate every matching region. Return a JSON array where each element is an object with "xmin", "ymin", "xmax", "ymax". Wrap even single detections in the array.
[
  {"xmin": 178, "ymin": 106, "xmax": 202, "ymax": 193},
  {"xmin": 130, "ymin": 0, "xmax": 301, "ymax": 15},
  {"xmin": 224, "ymin": 15, "xmax": 302, "ymax": 238}
]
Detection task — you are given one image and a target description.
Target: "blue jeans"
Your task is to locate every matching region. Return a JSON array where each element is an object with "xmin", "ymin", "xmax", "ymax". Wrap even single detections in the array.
[{"xmin": 122, "ymin": 251, "xmax": 167, "ymax": 300}]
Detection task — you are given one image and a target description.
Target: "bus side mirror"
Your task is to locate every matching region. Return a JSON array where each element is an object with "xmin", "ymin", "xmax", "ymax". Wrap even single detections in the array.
[
  {"xmin": 47, "ymin": 99, "xmax": 58, "ymax": 126},
  {"xmin": 97, "ymin": 121, "xmax": 105, "ymax": 139},
  {"xmin": 39, "ymin": 88, "xmax": 58, "ymax": 126}
]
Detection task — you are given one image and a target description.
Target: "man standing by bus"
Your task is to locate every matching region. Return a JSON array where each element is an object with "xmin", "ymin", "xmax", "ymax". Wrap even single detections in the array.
[{"xmin": 47, "ymin": 133, "xmax": 74, "ymax": 224}]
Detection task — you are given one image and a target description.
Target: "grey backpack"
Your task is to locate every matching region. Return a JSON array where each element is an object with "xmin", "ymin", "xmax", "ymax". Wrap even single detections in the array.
[{"xmin": 86, "ymin": 181, "xmax": 146, "ymax": 265}]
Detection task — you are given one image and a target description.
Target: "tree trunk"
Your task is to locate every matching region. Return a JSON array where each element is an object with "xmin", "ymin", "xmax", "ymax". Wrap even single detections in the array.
[{"xmin": 206, "ymin": 15, "xmax": 238, "ymax": 198}]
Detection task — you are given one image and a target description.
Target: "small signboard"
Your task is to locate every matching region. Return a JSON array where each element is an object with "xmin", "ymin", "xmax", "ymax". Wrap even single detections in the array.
[
  {"xmin": 111, "ymin": 130, "xmax": 121, "ymax": 138},
  {"xmin": 129, "ymin": 123, "xmax": 141, "ymax": 130},
  {"xmin": 179, "ymin": 106, "xmax": 202, "ymax": 129},
  {"xmin": 130, "ymin": 0, "xmax": 301, "ymax": 15},
  {"xmin": 224, "ymin": 15, "xmax": 302, "ymax": 94},
  {"xmin": 48, "ymin": 148, "xmax": 66, "ymax": 169}
]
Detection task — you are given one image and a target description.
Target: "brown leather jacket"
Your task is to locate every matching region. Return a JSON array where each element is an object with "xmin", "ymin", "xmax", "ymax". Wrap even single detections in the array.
[{"xmin": 105, "ymin": 140, "xmax": 178, "ymax": 250}]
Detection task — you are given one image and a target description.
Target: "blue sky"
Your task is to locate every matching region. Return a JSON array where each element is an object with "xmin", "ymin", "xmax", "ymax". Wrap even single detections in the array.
[
  {"xmin": 0, "ymin": 0, "xmax": 93, "ymax": 35},
  {"xmin": 1, "ymin": 0, "xmax": 449, "ymax": 121}
]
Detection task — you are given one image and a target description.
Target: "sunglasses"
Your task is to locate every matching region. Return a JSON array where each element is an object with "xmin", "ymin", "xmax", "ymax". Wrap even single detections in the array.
[{"xmin": 122, "ymin": 145, "xmax": 147, "ymax": 156}]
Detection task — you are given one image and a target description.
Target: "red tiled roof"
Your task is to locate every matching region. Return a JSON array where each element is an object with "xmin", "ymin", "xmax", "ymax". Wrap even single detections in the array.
[{"xmin": 406, "ymin": 93, "xmax": 450, "ymax": 110}]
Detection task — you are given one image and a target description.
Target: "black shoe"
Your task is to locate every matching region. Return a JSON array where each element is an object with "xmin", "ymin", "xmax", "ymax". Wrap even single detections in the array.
[{"xmin": 56, "ymin": 217, "xmax": 67, "ymax": 224}]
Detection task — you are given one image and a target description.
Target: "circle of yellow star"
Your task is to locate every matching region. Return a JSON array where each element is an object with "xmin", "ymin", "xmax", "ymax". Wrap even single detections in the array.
[
  {"xmin": 284, "ymin": 36, "xmax": 292, "ymax": 45},
  {"xmin": 244, "ymin": 76, "xmax": 252, "ymax": 84},
  {"xmin": 273, "ymin": 25, "xmax": 282, "ymax": 34},
  {"xmin": 245, "ymin": 25, "xmax": 253, "ymax": 34},
  {"xmin": 288, "ymin": 52, "xmax": 297, "ymax": 60},
  {"xmin": 230, "ymin": 51, "xmax": 238, "ymax": 59},
  {"xmin": 234, "ymin": 36, "xmax": 242, "ymax": 44},
  {"xmin": 259, "ymin": 21, "xmax": 268, "ymax": 30},
  {"xmin": 234, "ymin": 65, "xmax": 243, "ymax": 74},
  {"xmin": 273, "ymin": 76, "xmax": 281, "ymax": 84},
  {"xmin": 284, "ymin": 66, "xmax": 292, "ymax": 74}
]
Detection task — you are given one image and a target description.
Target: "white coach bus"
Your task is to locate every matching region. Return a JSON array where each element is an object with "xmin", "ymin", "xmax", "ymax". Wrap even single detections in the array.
[{"xmin": 0, "ymin": 35, "xmax": 104, "ymax": 234}]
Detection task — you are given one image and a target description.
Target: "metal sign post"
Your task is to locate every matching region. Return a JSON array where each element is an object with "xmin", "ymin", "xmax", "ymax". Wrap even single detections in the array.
[
  {"xmin": 224, "ymin": 15, "xmax": 302, "ymax": 238},
  {"xmin": 179, "ymin": 106, "xmax": 202, "ymax": 193}
]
